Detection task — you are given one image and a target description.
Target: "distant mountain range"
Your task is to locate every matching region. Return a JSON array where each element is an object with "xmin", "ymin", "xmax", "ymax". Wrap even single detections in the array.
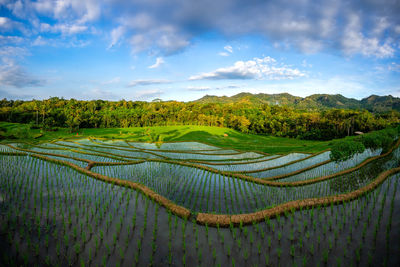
[{"xmin": 193, "ymin": 92, "xmax": 400, "ymax": 112}]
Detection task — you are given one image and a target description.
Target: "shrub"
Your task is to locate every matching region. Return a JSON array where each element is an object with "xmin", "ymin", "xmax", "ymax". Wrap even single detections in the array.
[
  {"xmin": 330, "ymin": 140, "xmax": 365, "ymax": 162},
  {"xmin": 8, "ymin": 126, "xmax": 31, "ymax": 139},
  {"xmin": 360, "ymin": 133, "xmax": 382, "ymax": 150},
  {"xmin": 300, "ymin": 128, "xmax": 336, "ymax": 141},
  {"xmin": 359, "ymin": 128, "xmax": 397, "ymax": 152},
  {"xmin": 380, "ymin": 135, "xmax": 394, "ymax": 152}
]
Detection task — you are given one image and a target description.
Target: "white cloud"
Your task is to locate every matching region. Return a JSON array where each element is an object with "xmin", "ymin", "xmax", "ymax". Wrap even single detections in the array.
[
  {"xmin": 0, "ymin": 46, "xmax": 29, "ymax": 58},
  {"xmin": 297, "ymin": 38, "xmax": 323, "ymax": 54},
  {"xmin": 84, "ymin": 88, "xmax": 118, "ymax": 100},
  {"xmin": 6, "ymin": 0, "xmax": 27, "ymax": 19},
  {"xmin": 128, "ymin": 79, "xmax": 170, "ymax": 87},
  {"xmin": 32, "ymin": 35, "xmax": 46, "ymax": 46},
  {"xmin": 1, "ymin": 0, "xmax": 398, "ymax": 58},
  {"xmin": 124, "ymin": 19, "xmax": 190, "ymax": 54},
  {"xmin": 108, "ymin": 26, "xmax": 125, "ymax": 49},
  {"xmin": 189, "ymin": 56, "xmax": 305, "ymax": 81},
  {"xmin": 227, "ymin": 76, "xmax": 370, "ymax": 100},
  {"xmin": 129, "ymin": 27, "xmax": 189, "ymax": 54},
  {"xmin": 388, "ymin": 62, "xmax": 400, "ymax": 72},
  {"xmin": 218, "ymin": 45, "xmax": 233, "ymax": 56},
  {"xmin": 0, "ymin": 17, "xmax": 10, "ymax": 29},
  {"xmin": 135, "ymin": 89, "xmax": 163, "ymax": 100},
  {"xmin": 372, "ymin": 17, "xmax": 390, "ymax": 37},
  {"xmin": 395, "ymin": 25, "xmax": 400, "ymax": 34},
  {"xmin": 301, "ymin": 59, "xmax": 312, "ymax": 68},
  {"xmin": 101, "ymin": 77, "xmax": 120, "ymax": 85},
  {"xmin": 0, "ymin": 16, "xmax": 27, "ymax": 34},
  {"xmin": 156, "ymin": 27, "xmax": 189, "ymax": 54},
  {"xmin": 33, "ymin": 0, "xmax": 100, "ymax": 23},
  {"xmin": 40, "ymin": 22, "xmax": 88, "ymax": 35},
  {"xmin": 0, "ymin": 59, "xmax": 45, "ymax": 88},
  {"xmin": 0, "ymin": 35, "xmax": 24, "ymax": 45},
  {"xmin": 148, "ymin": 57, "xmax": 164, "ymax": 69},
  {"xmin": 341, "ymin": 13, "xmax": 394, "ymax": 58},
  {"xmin": 187, "ymin": 86, "xmax": 211, "ymax": 91},
  {"xmin": 122, "ymin": 13, "xmax": 155, "ymax": 30},
  {"xmin": 224, "ymin": 45, "xmax": 233, "ymax": 53}
]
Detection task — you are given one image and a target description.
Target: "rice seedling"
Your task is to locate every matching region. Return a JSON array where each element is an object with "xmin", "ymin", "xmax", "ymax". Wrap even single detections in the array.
[{"xmin": 0, "ymin": 139, "xmax": 399, "ymax": 266}]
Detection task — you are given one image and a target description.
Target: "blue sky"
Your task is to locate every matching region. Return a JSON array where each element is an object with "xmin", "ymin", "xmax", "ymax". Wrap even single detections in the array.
[{"xmin": 0, "ymin": 0, "xmax": 399, "ymax": 101}]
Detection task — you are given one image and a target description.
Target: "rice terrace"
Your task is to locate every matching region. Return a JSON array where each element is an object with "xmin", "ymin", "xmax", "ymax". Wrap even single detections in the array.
[
  {"xmin": 1, "ymin": 124, "xmax": 400, "ymax": 266},
  {"xmin": 1, "ymin": 0, "xmax": 400, "ymax": 266}
]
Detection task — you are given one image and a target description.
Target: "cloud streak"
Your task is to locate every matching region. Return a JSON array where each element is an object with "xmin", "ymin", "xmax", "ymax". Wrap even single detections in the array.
[
  {"xmin": 135, "ymin": 89, "xmax": 163, "ymax": 100},
  {"xmin": 186, "ymin": 86, "xmax": 211, "ymax": 91},
  {"xmin": 0, "ymin": 59, "xmax": 45, "ymax": 88},
  {"xmin": 148, "ymin": 57, "xmax": 164, "ymax": 69},
  {"xmin": 127, "ymin": 79, "xmax": 170, "ymax": 87}
]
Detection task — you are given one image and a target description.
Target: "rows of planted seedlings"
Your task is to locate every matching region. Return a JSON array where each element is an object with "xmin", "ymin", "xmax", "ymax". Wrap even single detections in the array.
[
  {"xmin": 189, "ymin": 154, "xmax": 279, "ymax": 164},
  {"xmin": 77, "ymin": 139, "xmax": 131, "ymax": 147},
  {"xmin": 148, "ymin": 150, "xmax": 265, "ymax": 161},
  {"xmin": 5, "ymin": 155, "xmax": 398, "ymax": 266},
  {"xmin": 90, "ymin": 148, "xmax": 399, "ymax": 215},
  {"xmin": 54, "ymin": 141, "xmax": 164, "ymax": 159},
  {"xmin": 19, "ymin": 146, "xmax": 128, "ymax": 163},
  {"xmin": 71, "ymin": 139, "xmax": 271, "ymax": 162},
  {"xmin": 278, "ymin": 147, "xmax": 388, "ymax": 183},
  {"xmin": 253, "ymin": 148, "xmax": 382, "ymax": 179},
  {"xmin": 52, "ymin": 139, "xmax": 266, "ymax": 163},
  {"xmin": 241, "ymin": 151, "xmax": 331, "ymax": 177},
  {"xmin": 90, "ymin": 139, "xmax": 237, "ymax": 156},
  {"xmin": 35, "ymin": 154, "xmax": 89, "ymax": 168},
  {"xmin": 0, "ymin": 154, "xmax": 167, "ymax": 266},
  {"xmin": 29, "ymin": 142, "xmax": 70, "ymax": 150},
  {"xmin": 1, "ymin": 143, "xmax": 399, "ymax": 266},
  {"xmin": 47, "ymin": 147, "xmax": 129, "ymax": 163},
  {"xmin": 201, "ymin": 152, "xmax": 310, "ymax": 172},
  {"xmin": 0, "ymin": 144, "xmax": 23, "ymax": 153},
  {"xmin": 127, "ymin": 141, "xmax": 222, "ymax": 151},
  {"xmin": 91, "ymin": 162, "xmax": 270, "ymax": 214}
]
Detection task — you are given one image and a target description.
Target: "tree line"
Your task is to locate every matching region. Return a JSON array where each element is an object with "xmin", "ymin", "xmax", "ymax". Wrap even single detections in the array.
[{"xmin": 0, "ymin": 97, "xmax": 399, "ymax": 140}]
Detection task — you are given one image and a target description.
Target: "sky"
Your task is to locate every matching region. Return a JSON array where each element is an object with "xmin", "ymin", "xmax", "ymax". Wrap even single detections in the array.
[{"xmin": 0, "ymin": 0, "xmax": 399, "ymax": 102}]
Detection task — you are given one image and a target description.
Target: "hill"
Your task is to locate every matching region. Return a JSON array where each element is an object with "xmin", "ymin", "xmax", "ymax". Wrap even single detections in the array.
[{"xmin": 194, "ymin": 92, "xmax": 400, "ymax": 112}]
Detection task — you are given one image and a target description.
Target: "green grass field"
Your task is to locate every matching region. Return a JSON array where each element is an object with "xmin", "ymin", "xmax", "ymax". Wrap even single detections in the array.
[{"xmin": 0, "ymin": 122, "xmax": 331, "ymax": 154}]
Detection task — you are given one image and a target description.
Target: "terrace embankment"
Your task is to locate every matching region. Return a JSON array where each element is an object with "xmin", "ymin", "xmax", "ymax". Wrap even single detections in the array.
[{"xmin": 196, "ymin": 166, "xmax": 400, "ymax": 227}]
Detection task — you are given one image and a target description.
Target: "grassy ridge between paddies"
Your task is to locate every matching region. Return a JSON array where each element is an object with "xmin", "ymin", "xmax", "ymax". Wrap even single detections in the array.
[{"xmin": 0, "ymin": 122, "xmax": 331, "ymax": 154}]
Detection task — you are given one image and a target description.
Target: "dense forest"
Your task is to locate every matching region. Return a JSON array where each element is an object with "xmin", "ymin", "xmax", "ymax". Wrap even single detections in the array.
[
  {"xmin": 196, "ymin": 92, "xmax": 400, "ymax": 112},
  {"xmin": 0, "ymin": 97, "xmax": 399, "ymax": 140}
]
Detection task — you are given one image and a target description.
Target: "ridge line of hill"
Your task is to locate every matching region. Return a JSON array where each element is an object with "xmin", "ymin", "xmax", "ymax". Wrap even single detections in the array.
[{"xmin": 192, "ymin": 92, "xmax": 400, "ymax": 112}]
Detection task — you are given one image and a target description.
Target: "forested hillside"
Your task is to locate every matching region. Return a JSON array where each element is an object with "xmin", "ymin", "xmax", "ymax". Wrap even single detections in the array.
[
  {"xmin": 0, "ymin": 96, "xmax": 399, "ymax": 140},
  {"xmin": 195, "ymin": 93, "xmax": 400, "ymax": 112}
]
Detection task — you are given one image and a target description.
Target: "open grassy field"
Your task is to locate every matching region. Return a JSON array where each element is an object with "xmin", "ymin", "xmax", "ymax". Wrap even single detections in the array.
[
  {"xmin": 1, "ymin": 122, "xmax": 335, "ymax": 154},
  {"xmin": 1, "ymin": 132, "xmax": 399, "ymax": 266}
]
